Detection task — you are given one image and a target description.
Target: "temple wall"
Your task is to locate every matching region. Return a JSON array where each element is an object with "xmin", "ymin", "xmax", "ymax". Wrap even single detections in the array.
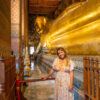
[{"xmin": 0, "ymin": 0, "xmax": 11, "ymax": 57}]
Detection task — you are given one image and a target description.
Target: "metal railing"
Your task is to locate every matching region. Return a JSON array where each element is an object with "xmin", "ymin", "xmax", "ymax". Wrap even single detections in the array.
[{"xmin": 16, "ymin": 77, "xmax": 55, "ymax": 100}]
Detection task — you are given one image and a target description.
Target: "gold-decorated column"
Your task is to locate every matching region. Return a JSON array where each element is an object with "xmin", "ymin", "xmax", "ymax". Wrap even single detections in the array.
[{"xmin": 24, "ymin": 0, "xmax": 30, "ymax": 66}]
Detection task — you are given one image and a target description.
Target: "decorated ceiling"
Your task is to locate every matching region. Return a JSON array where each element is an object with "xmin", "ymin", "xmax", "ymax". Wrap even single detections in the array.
[{"xmin": 29, "ymin": 0, "xmax": 62, "ymax": 15}]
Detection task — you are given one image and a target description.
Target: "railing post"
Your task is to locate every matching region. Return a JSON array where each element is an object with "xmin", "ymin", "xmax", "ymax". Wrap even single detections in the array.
[
  {"xmin": 83, "ymin": 57, "xmax": 88, "ymax": 100},
  {"xmin": 95, "ymin": 58, "xmax": 99, "ymax": 100},
  {"xmin": 16, "ymin": 75, "xmax": 20, "ymax": 100},
  {"xmin": 0, "ymin": 60, "xmax": 6, "ymax": 100}
]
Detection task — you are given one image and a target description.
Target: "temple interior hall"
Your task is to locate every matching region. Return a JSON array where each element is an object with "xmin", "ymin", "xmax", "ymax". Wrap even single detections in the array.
[{"xmin": 0, "ymin": 0, "xmax": 100, "ymax": 100}]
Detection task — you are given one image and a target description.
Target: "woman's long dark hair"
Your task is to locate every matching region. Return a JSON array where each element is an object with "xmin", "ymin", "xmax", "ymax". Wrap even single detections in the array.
[{"xmin": 57, "ymin": 47, "xmax": 70, "ymax": 66}]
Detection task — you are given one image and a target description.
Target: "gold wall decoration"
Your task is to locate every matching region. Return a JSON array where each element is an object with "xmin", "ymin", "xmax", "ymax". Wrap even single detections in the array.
[
  {"xmin": 44, "ymin": 0, "xmax": 100, "ymax": 55},
  {"xmin": 11, "ymin": 0, "xmax": 21, "ymax": 58}
]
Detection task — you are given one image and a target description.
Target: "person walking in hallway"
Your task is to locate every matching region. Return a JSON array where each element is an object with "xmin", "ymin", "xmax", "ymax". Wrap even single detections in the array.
[{"xmin": 43, "ymin": 47, "xmax": 75, "ymax": 100}]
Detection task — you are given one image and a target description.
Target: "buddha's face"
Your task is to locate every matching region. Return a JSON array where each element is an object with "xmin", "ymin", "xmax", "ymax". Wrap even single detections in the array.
[{"xmin": 58, "ymin": 50, "xmax": 65, "ymax": 60}]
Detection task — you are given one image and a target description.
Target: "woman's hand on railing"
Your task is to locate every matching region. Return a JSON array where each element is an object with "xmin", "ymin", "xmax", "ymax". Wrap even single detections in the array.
[
  {"xmin": 42, "ymin": 76, "xmax": 48, "ymax": 80},
  {"xmin": 42, "ymin": 69, "xmax": 54, "ymax": 80}
]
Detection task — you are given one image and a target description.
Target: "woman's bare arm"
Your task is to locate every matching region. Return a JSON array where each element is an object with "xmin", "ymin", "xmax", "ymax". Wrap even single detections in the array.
[
  {"xmin": 42, "ymin": 69, "xmax": 54, "ymax": 80},
  {"xmin": 69, "ymin": 70, "xmax": 74, "ymax": 90}
]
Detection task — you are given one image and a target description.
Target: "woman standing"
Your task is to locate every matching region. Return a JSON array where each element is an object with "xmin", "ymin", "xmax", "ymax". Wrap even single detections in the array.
[{"xmin": 43, "ymin": 47, "xmax": 75, "ymax": 100}]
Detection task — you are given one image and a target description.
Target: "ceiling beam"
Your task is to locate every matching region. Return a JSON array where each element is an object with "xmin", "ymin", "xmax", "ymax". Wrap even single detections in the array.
[
  {"xmin": 29, "ymin": 0, "xmax": 61, "ymax": 2},
  {"xmin": 29, "ymin": 1, "xmax": 60, "ymax": 6},
  {"xmin": 29, "ymin": 10, "xmax": 53, "ymax": 13},
  {"xmin": 29, "ymin": 11, "xmax": 52, "ymax": 14},
  {"xmin": 29, "ymin": 4, "xmax": 58, "ymax": 7},
  {"xmin": 29, "ymin": 6, "xmax": 57, "ymax": 10},
  {"xmin": 28, "ymin": 0, "xmax": 62, "ymax": 15},
  {"xmin": 29, "ymin": 10, "xmax": 53, "ymax": 12}
]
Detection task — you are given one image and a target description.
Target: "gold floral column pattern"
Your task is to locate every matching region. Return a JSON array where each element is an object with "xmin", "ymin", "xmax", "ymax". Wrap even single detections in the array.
[
  {"xmin": 11, "ymin": 0, "xmax": 20, "ymax": 58},
  {"xmin": 11, "ymin": 0, "xmax": 23, "ymax": 58}
]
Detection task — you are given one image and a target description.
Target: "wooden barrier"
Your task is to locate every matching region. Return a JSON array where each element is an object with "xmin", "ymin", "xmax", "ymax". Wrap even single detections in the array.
[
  {"xmin": 84, "ymin": 57, "xmax": 100, "ymax": 100},
  {"xmin": 0, "ymin": 56, "xmax": 16, "ymax": 100}
]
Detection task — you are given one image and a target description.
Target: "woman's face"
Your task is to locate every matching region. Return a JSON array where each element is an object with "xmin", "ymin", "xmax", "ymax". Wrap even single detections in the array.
[{"xmin": 58, "ymin": 50, "xmax": 65, "ymax": 59}]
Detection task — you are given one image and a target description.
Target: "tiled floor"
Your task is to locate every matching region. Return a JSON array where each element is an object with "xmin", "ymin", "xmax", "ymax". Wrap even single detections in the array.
[{"xmin": 24, "ymin": 62, "xmax": 55, "ymax": 100}]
